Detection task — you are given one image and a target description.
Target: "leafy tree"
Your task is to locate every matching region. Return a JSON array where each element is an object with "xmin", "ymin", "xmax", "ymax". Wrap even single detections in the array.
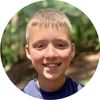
[{"xmin": 1, "ymin": 0, "xmax": 99, "ymax": 72}]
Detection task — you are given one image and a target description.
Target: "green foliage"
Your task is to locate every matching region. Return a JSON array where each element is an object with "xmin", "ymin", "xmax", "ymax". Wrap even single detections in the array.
[{"xmin": 1, "ymin": 0, "xmax": 100, "ymax": 71}]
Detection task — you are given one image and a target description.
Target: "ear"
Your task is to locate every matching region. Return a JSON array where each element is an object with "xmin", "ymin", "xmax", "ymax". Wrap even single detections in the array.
[
  {"xmin": 71, "ymin": 43, "xmax": 75, "ymax": 59},
  {"xmin": 25, "ymin": 44, "xmax": 32, "ymax": 60}
]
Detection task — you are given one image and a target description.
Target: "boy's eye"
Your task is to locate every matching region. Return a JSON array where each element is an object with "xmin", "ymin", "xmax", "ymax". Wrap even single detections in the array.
[
  {"xmin": 54, "ymin": 42, "xmax": 69, "ymax": 49},
  {"xmin": 32, "ymin": 42, "xmax": 47, "ymax": 50}
]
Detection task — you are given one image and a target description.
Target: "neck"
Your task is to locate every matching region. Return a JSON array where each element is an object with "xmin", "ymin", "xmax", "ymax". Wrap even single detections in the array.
[{"xmin": 37, "ymin": 75, "xmax": 66, "ymax": 92}]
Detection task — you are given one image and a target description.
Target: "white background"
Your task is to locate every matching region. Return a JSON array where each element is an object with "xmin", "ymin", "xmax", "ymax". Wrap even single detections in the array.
[{"xmin": 0, "ymin": 0, "xmax": 100, "ymax": 100}]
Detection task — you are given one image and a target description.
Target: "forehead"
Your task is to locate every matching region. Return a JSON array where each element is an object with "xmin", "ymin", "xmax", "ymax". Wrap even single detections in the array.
[{"xmin": 28, "ymin": 25, "xmax": 71, "ymax": 42}]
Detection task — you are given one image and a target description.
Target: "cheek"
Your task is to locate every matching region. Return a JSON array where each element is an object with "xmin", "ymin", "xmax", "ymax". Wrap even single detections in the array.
[
  {"xmin": 59, "ymin": 50, "xmax": 72, "ymax": 61},
  {"xmin": 30, "ymin": 51, "xmax": 44, "ymax": 64}
]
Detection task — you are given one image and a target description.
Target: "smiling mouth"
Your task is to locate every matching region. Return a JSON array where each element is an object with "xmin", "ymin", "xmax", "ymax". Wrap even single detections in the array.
[{"xmin": 42, "ymin": 63, "xmax": 62, "ymax": 68}]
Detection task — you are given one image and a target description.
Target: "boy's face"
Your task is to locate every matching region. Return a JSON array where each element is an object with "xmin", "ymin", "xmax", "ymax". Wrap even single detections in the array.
[{"xmin": 25, "ymin": 26, "xmax": 75, "ymax": 80}]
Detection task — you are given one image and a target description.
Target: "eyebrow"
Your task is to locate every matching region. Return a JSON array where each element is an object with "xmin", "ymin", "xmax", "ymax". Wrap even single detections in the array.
[
  {"xmin": 52, "ymin": 39, "xmax": 71, "ymax": 43},
  {"xmin": 31, "ymin": 38, "xmax": 72, "ymax": 49},
  {"xmin": 32, "ymin": 40, "xmax": 48, "ymax": 44},
  {"xmin": 34, "ymin": 38, "xmax": 71, "ymax": 43},
  {"xmin": 31, "ymin": 39, "xmax": 48, "ymax": 46}
]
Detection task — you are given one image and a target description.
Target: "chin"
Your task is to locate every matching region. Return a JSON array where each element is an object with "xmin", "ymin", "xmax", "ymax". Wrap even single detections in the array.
[{"xmin": 44, "ymin": 72, "xmax": 60, "ymax": 81}]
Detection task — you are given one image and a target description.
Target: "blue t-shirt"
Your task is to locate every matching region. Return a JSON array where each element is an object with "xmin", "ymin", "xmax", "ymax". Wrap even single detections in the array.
[{"xmin": 21, "ymin": 77, "xmax": 84, "ymax": 99}]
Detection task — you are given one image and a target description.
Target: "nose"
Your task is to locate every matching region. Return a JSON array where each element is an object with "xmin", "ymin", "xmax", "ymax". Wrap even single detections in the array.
[{"xmin": 44, "ymin": 44, "xmax": 58, "ymax": 59}]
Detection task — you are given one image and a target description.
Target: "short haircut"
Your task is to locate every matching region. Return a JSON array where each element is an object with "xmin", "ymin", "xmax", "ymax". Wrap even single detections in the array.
[{"xmin": 26, "ymin": 8, "xmax": 73, "ymax": 43}]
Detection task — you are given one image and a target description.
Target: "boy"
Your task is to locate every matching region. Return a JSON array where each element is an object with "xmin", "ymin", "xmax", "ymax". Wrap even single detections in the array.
[{"xmin": 22, "ymin": 8, "xmax": 84, "ymax": 99}]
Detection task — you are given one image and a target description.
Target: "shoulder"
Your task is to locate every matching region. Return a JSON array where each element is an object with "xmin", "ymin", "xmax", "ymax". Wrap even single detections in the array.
[
  {"xmin": 66, "ymin": 76, "xmax": 84, "ymax": 91},
  {"xmin": 21, "ymin": 79, "xmax": 40, "ymax": 97},
  {"xmin": 21, "ymin": 80, "xmax": 36, "ymax": 92}
]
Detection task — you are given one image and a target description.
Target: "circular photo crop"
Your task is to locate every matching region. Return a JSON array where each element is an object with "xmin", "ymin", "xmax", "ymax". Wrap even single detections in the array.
[{"xmin": 0, "ymin": 0, "xmax": 100, "ymax": 99}]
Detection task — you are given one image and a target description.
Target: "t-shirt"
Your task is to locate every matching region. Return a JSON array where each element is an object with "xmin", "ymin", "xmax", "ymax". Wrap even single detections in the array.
[{"xmin": 21, "ymin": 77, "xmax": 84, "ymax": 99}]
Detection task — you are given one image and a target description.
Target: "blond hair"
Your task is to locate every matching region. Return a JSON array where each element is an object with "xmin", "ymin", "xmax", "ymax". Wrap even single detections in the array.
[{"xmin": 26, "ymin": 8, "xmax": 72, "ymax": 43}]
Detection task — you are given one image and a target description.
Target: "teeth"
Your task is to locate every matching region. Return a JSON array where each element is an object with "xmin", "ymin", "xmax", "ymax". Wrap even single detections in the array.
[
  {"xmin": 43, "ymin": 63, "xmax": 61, "ymax": 67},
  {"xmin": 47, "ymin": 64, "xmax": 57, "ymax": 67}
]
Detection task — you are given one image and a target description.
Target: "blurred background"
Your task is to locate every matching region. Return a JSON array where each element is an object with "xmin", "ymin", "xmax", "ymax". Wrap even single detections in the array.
[{"xmin": 0, "ymin": 0, "xmax": 100, "ymax": 89}]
